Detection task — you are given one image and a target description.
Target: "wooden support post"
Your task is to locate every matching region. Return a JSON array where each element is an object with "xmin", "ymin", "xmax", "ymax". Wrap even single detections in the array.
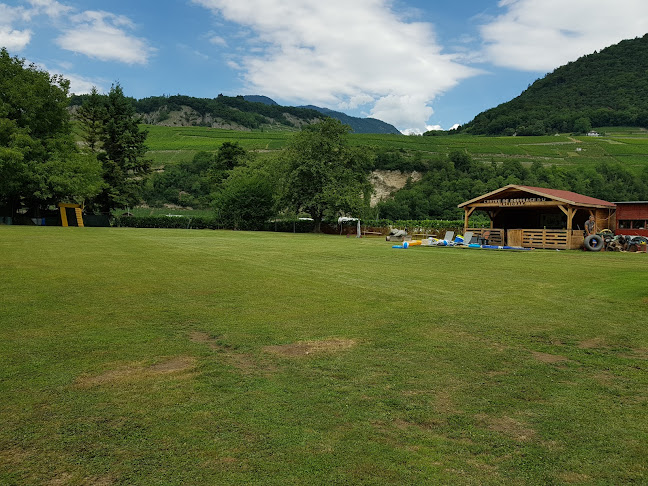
[
  {"xmin": 464, "ymin": 207, "xmax": 476, "ymax": 233},
  {"xmin": 60, "ymin": 206, "xmax": 68, "ymax": 227},
  {"xmin": 566, "ymin": 207, "xmax": 574, "ymax": 249}
]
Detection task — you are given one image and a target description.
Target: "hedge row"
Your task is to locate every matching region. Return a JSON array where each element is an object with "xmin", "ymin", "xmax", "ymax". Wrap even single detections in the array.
[
  {"xmin": 262, "ymin": 220, "xmax": 317, "ymax": 233},
  {"xmin": 113, "ymin": 216, "xmax": 489, "ymax": 232},
  {"xmin": 114, "ymin": 215, "xmax": 219, "ymax": 229}
]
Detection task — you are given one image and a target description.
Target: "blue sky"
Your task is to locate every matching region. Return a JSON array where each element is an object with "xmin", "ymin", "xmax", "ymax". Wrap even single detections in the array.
[{"xmin": 3, "ymin": 0, "xmax": 648, "ymax": 133}]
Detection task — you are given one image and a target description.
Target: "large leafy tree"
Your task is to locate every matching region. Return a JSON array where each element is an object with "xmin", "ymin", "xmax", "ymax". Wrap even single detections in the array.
[
  {"xmin": 213, "ymin": 167, "xmax": 275, "ymax": 230},
  {"xmin": 91, "ymin": 84, "xmax": 150, "ymax": 212},
  {"xmin": 0, "ymin": 48, "xmax": 102, "ymax": 215},
  {"xmin": 279, "ymin": 118, "xmax": 373, "ymax": 232}
]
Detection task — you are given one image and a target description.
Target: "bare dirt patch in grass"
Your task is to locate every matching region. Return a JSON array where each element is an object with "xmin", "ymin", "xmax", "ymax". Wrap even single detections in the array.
[
  {"xmin": 530, "ymin": 351, "xmax": 569, "ymax": 364},
  {"xmin": 263, "ymin": 338, "xmax": 357, "ymax": 357},
  {"xmin": 558, "ymin": 471, "xmax": 591, "ymax": 483},
  {"xmin": 149, "ymin": 356, "xmax": 196, "ymax": 373},
  {"xmin": 578, "ymin": 338, "xmax": 606, "ymax": 349},
  {"xmin": 76, "ymin": 356, "xmax": 196, "ymax": 387},
  {"xmin": 478, "ymin": 414, "xmax": 536, "ymax": 442},
  {"xmin": 593, "ymin": 371, "xmax": 617, "ymax": 386},
  {"xmin": 434, "ymin": 389, "xmax": 458, "ymax": 414},
  {"xmin": 228, "ymin": 353, "xmax": 271, "ymax": 374},
  {"xmin": 190, "ymin": 331, "xmax": 222, "ymax": 350},
  {"xmin": 48, "ymin": 473, "xmax": 113, "ymax": 486},
  {"xmin": 47, "ymin": 473, "xmax": 74, "ymax": 485},
  {"xmin": 190, "ymin": 331, "xmax": 275, "ymax": 374},
  {"xmin": 624, "ymin": 347, "xmax": 648, "ymax": 360},
  {"xmin": 0, "ymin": 446, "xmax": 29, "ymax": 466}
]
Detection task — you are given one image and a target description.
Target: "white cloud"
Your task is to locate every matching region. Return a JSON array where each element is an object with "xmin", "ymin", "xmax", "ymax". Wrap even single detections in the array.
[
  {"xmin": 32, "ymin": 59, "xmax": 104, "ymax": 94},
  {"xmin": 1, "ymin": 2, "xmax": 154, "ymax": 65},
  {"xmin": 481, "ymin": 0, "xmax": 648, "ymax": 71},
  {"xmin": 192, "ymin": 0, "xmax": 479, "ymax": 131},
  {"xmin": 370, "ymin": 94, "xmax": 434, "ymax": 133},
  {"xmin": 209, "ymin": 34, "xmax": 227, "ymax": 47},
  {"xmin": 0, "ymin": 26, "xmax": 32, "ymax": 50},
  {"xmin": 56, "ymin": 10, "xmax": 155, "ymax": 64},
  {"xmin": 27, "ymin": 0, "xmax": 71, "ymax": 18},
  {"xmin": 0, "ymin": 4, "xmax": 31, "ymax": 23},
  {"xmin": 64, "ymin": 73, "xmax": 103, "ymax": 94},
  {"xmin": 337, "ymin": 93, "xmax": 375, "ymax": 111},
  {"xmin": 0, "ymin": 3, "xmax": 32, "ymax": 50}
]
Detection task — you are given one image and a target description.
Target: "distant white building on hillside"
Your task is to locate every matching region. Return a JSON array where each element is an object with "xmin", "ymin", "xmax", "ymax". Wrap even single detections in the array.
[{"xmin": 587, "ymin": 131, "xmax": 600, "ymax": 137}]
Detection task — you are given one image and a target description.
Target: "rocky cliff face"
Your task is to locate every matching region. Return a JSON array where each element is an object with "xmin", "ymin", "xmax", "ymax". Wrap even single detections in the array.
[
  {"xmin": 139, "ymin": 106, "xmax": 251, "ymax": 130},
  {"xmin": 370, "ymin": 170, "xmax": 421, "ymax": 206},
  {"xmin": 138, "ymin": 105, "xmax": 319, "ymax": 130}
]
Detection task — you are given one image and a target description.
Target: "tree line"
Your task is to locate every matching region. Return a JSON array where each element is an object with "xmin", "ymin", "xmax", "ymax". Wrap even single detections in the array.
[
  {"xmin": 3, "ymin": 47, "xmax": 648, "ymax": 228},
  {"xmin": 143, "ymin": 119, "xmax": 372, "ymax": 232},
  {"xmin": 0, "ymin": 48, "xmax": 151, "ymax": 217},
  {"xmin": 375, "ymin": 152, "xmax": 648, "ymax": 220},
  {"xmin": 0, "ymin": 49, "xmax": 370, "ymax": 228},
  {"xmin": 70, "ymin": 93, "xmax": 323, "ymax": 130}
]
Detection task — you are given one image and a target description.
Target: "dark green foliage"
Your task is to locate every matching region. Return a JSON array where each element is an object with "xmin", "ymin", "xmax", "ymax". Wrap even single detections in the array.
[
  {"xmin": 377, "ymin": 152, "xmax": 648, "ymax": 220},
  {"xmin": 263, "ymin": 218, "xmax": 316, "ymax": 233},
  {"xmin": 449, "ymin": 150, "xmax": 472, "ymax": 172},
  {"xmin": 72, "ymin": 93, "xmax": 401, "ymax": 134},
  {"xmin": 214, "ymin": 141, "xmax": 246, "ymax": 171},
  {"xmin": 118, "ymin": 94, "xmax": 322, "ymax": 130},
  {"xmin": 76, "ymin": 87, "xmax": 106, "ymax": 152},
  {"xmin": 463, "ymin": 34, "xmax": 648, "ymax": 135},
  {"xmin": 143, "ymin": 142, "xmax": 248, "ymax": 208},
  {"xmin": 573, "ymin": 117, "xmax": 592, "ymax": 134},
  {"xmin": 112, "ymin": 214, "xmax": 477, "ymax": 234},
  {"xmin": 373, "ymin": 149, "xmax": 429, "ymax": 172},
  {"xmin": 279, "ymin": 119, "xmax": 374, "ymax": 231},
  {"xmin": 114, "ymin": 215, "xmax": 217, "ymax": 229},
  {"xmin": 213, "ymin": 171, "xmax": 275, "ymax": 230},
  {"xmin": 300, "ymin": 105, "xmax": 400, "ymax": 134},
  {"xmin": 93, "ymin": 84, "xmax": 151, "ymax": 212},
  {"xmin": 143, "ymin": 157, "xmax": 212, "ymax": 208},
  {"xmin": 0, "ymin": 48, "xmax": 103, "ymax": 215}
]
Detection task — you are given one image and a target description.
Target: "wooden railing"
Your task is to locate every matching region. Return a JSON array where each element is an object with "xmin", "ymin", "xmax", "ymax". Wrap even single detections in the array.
[
  {"xmin": 507, "ymin": 229, "xmax": 584, "ymax": 249},
  {"xmin": 467, "ymin": 228, "xmax": 584, "ymax": 249}
]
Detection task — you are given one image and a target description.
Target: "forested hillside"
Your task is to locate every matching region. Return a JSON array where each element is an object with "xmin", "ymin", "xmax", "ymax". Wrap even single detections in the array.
[
  {"xmin": 300, "ymin": 105, "xmax": 401, "ymax": 134},
  {"xmin": 244, "ymin": 96, "xmax": 401, "ymax": 134},
  {"xmin": 70, "ymin": 93, "xmax": 401, "ymax": 134},
  {"xmin": 461, "ymin": 34, "xmax": 648, "ymax": 135},
  {"xmin": 70, "ymin": 94, "xmax": 322, "ymax": 130}
]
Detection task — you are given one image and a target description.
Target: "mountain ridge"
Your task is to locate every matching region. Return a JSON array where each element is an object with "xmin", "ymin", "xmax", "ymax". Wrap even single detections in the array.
[
  {"xmin": 69, "ymin": 93, "xmax": 401, "ymax": 134},
  {"xmin": 243, "ymin": 95, "xmax": 400, "ymax": 134}
]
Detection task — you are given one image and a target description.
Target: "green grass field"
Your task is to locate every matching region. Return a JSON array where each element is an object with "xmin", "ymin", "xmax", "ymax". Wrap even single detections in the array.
[{"xmin": 1, "ymin": 227, "xmax": 647, "ymax": 485}]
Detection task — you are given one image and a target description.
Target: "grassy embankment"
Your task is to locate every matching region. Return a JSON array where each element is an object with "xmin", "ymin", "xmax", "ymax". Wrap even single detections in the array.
[
  {"xmin": 145, "ymin": 124, "xmax": 648, "ymax": 174},
  {"xmin": 1, "ymin": 227, "xmax": 646, "ymax": 484}
]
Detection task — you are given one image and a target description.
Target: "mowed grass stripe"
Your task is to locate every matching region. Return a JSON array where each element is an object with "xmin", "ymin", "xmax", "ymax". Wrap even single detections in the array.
[{"xmin": 0, "ymin": 227, "xmax": 646, "ymax": 485}]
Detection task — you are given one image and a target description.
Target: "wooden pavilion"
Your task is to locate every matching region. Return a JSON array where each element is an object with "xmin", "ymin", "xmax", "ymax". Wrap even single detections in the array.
[{"xmin": 458, "ymin": 185, "xmax": 616, "ymax": 249}]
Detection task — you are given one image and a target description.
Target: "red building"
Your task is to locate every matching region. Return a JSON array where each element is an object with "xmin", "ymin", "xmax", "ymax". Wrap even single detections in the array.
[{"xmin": 615, "ymin": 202, "xmax": 648, "ymax": 237}]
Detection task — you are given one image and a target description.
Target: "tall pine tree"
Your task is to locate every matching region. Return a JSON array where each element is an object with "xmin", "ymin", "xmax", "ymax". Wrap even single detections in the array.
[
  {"xmin": 77, "ymin": 87, "xmax": 106, "ymax": 153},
  {"xmin": 93, "ymin": 84, "xmax": 150, "ymax": 212}
]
